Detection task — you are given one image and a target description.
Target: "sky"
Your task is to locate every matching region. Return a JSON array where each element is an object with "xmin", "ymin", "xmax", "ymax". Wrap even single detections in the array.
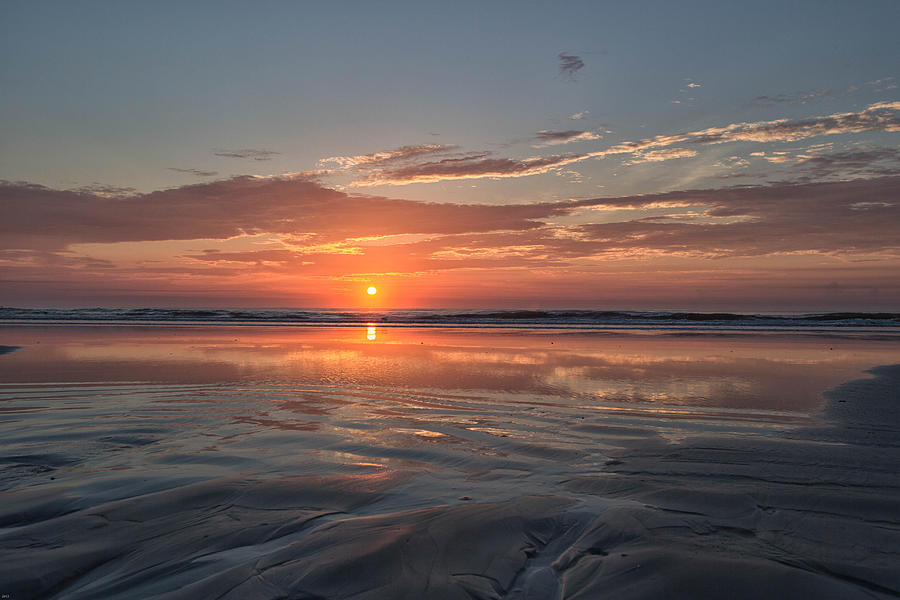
[{"xmin": 2, "ymin": 0, "xmax": 899, "ymax": 310}]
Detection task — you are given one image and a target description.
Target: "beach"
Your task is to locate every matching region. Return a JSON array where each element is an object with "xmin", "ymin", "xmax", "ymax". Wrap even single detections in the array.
[
  {"xmin": 5, "ymin": 1, "xmax": 899, "ymax": 597},
  {"xmin": 1, "ymin": 322, "xmax": 898, "ymax": 599}
]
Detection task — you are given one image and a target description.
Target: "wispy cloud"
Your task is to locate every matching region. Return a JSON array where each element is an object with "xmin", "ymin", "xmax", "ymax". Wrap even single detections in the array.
[
  {"xmin": 213, "ymin": 148, "xmax": 280, "ymax": 161},
  {"xmin": 73, "ymin": 183, "xmax": 137, "ymax": 197},
  {"xmin": 671, "ymin": 79, "xmax": 701, "ymax": 104},
  {"xmin": 752, "ymin": 78, "xmax": 897, "ymax": 107},
  {"xmin": 532, "ymin": 130, "xmax": 601, "ymax": 147},
  {"xmin": 749, "ymin": 151, "xmax": 797, "ymax": 164},
  {"xmin": 319, "ymin": 144, "xmax": 456, "ymax": 169},
  {"xmin": 345, "ymin": 101, "xmax": 900, "ymax": 185},
  {"xmin": 713, "ymin": 171, "xmax": 767, "ymax": 180},
  {"xmin": 753, "ymin": 90, "xmax": 835, "ymax": 106},
  {"xmin": 353, "ymin": 151, "xmax": 607, "ymax": 186},
  {"xmin": 795, "ymin": 147, "xmax": 900, "ymax": 178},
  {"xmin": 868, "ymin": 100, "xmax": 900, "ymax": 111},
  {"xmin": 761, "ymin": 147, "xmax": 900, "ymax": 181},
  {"xmin": 168, "ymin": 167, "xmax": 219, "ymax": 177},
  {"xmin": 570, "ymin": 110, "xmax": 590, "ymax": 120},
  {"xmin": 606, "ymin": 101, "xmax": 900, "ymax": 153},
  {"xmin": 692, "ymin": 110, "xmax": 900, "ymax": 143},
  {"xmin": 558, "ymin": 53, "xmax": 584, "ymax": 81},
  {"xmin": 626, "ymin": 148, "xmax": 697, "ymax": 164}
]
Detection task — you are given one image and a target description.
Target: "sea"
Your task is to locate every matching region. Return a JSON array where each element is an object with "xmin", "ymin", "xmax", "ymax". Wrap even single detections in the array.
[{"xmin": 2, "ymin": 306, "xmax": 898, "ymax": 330}]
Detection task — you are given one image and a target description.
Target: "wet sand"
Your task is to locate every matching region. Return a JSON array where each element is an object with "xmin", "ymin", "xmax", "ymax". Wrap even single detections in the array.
[{"xmin": 0, "ymin": 325, "xmax": 898, "ymax": 598}]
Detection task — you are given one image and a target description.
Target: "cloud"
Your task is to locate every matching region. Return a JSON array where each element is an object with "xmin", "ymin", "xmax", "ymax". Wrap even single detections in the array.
[
  {"xmin": 752, "ymin": 78, "xmax": 897, "ymax": 107},
  {"xmin": 168, "ymin": 167, "xmax": 219, "ymax": 177},
  {"xmin": 345, "ymin": 101, "xmax": 900, "ymax": 186},
  {"xmin": 4, "ymin": 176, "xmax": 899, "ymax": 308},
  {"xmin": 567, "ymin": 177, "xmax": 900, "ymax": 258},
  {"xmin": 713, "ymin": 171, "xmax": 767, "ymax": 179},
  {"xmin": 213, "ymin": 148, "xmax": 280, "ymax": 161},
  {"xmin": 319, "ymin": 144, "xmax": 456, "ymax": 169},
  {"xmin": 0, "ymin": 176, "xmax": 578, "ymax": 252},
  {"xmin": 570, "ymin": 111, "xmax": 590, "ymax": 120},
  {"xmin": 753, "ymin": 90, "xmax": 835, "ymax": 106},
  {"xmin": 867, "ymin": 100, "xmax": 900, "ymax": 111},
  {"xmin": 353, "ymin": 150, "xmax": 608, "ymax": 186},
  {"xmin": 672, "ymin": 80, "xmax": 701, "ymax": 104},
  {"xmin": 325, "ymin": 177, "xmax": 894, "ymax": 265},
  {"xmin": 304, "ymin": 177, "xmax": 900, "ymax": 264},
  {"xmin": 73, "ymin": 183, "xmax": 138, "ymax": 197},
  {"xmin": 688, "ymin": 103, "xmax": 900, "ymax": 144},
  {"xmin": 749, "ymin": 151, "xmax": 796, "ymax": 164},
  {"xmin": 747, "ymin": 145, "xmax": 900, "ymax": 180},
  {"xmin": 603, "ymin": 101, "xmax": 900, "ymax": 155},
  {"xmin": 792, "ymin": 147, "xmax": 900, "ymax": 179},
  {"xmin": 626, "ymin": 148, "xmax": 697, "ymax": 164},
  {"xmin": 6, "ymin": 174, "xmax": 898, "ymax": 262},
  {"xmin": 865, "ymin": 78, "xmax": 897, "ymax": 92},
  {"xmin": 532, "ymin": 130, "xmax": 601, "ymax": 147},
  {"xmin": 558, "ymin": 53, "xmax": 584, "ymax": 81}
]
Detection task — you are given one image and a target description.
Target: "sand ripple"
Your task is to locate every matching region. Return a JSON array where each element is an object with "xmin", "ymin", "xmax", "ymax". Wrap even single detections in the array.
[{"xmin": 0, "ymin": 366, "xmax": 898, "ymax": 598}]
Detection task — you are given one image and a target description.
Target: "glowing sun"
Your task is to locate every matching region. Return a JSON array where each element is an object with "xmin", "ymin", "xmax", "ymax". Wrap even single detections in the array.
[{"xmin": 366, "ymin": 286, "xmax": 377, "ymax": 295}]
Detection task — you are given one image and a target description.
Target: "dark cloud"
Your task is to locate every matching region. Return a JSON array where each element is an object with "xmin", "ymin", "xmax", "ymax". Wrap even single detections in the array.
[
  {"xmin": 3, "ymin": 176, "xmax": 898, "ymax": 267},
  {"xmin": 168, "ymin": 167, "xmax": 219, "ymax": 177},
  {"xmin": 753, "ymin": 90, "xmax": 836, "ymax": 106},
  {"xmin": 442, "ymin": 178, "xmax": 900, "ymax": 259},
  {"xmin": 571, "ymin": 177, "xmax": 900, "ymax": 257},
  {"xmin": 213, "ymin": 149, "xmax": 280, "ymax": 161},
  {"xmin": 751, "ymin": 78, "xmax": 897, "ymax": 107},
  {"xmin": 0, "ymin": 248, "xmax": 115, "ymax": 270},
  {"xmin": 793, "ymin": 148, "xmax": 900, "ymax": 179},
  {"xmin": 355, "ymin": 151, "xmax": 603, "ymax": 186},
  {"xmin": 558, "ymin": 53, "xmax": 584, "ymax": 81},
  {"xmin": 3, "ymin": 177, "xmax": 899, "ymax": 309},
  {"xmin": 178, "ymin": 177, "xmax": 900, "ymax": 276},
  {"xmin": 713, "ymin": 172, "xmax": 768, "ymax": 180},
  {"xmin": 0, "ymin": 176, "xmax": 573, "ymax": 251},
  {"xmin": 74, "ymin": 183, "xmax": 137, "ymax": 196}
]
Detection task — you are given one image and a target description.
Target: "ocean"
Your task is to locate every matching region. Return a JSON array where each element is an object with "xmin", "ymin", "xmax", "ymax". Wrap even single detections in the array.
[{"xmin": 2, "ymin": 306, "xmax": 899, "ymax": 330}]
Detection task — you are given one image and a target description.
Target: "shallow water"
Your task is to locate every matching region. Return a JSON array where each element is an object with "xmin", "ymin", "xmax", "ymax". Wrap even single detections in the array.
[{"xmin": 1, "ymin": 325, "xmax": 898, "ymax": 598}]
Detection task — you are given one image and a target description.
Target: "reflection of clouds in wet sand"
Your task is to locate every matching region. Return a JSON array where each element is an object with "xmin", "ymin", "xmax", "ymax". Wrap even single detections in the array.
[{"xmin": 7, "ymin": 325, "xmax": 898, "ymax": 412}]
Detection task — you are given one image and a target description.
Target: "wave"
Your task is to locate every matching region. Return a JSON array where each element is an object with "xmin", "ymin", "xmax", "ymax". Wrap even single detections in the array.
[{"xmin": 1, "ymin": 307, "xmax": 899, "ymax": 329}]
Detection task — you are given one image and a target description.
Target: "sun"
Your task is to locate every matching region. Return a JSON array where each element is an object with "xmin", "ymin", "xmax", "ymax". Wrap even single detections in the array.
[{"xmin": 366, "ymin": 286, "xmax": 377, "ymax": 295}]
